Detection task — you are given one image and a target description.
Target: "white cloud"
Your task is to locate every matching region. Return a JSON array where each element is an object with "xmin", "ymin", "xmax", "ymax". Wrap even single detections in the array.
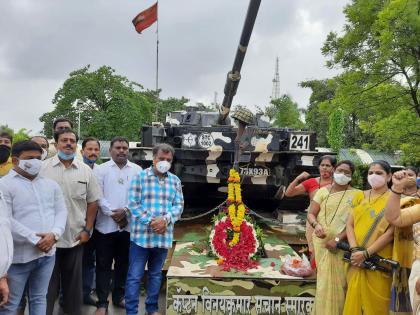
[{"xmin": 0, "ymin": 0, "xmax": 348, "ymax": 135}]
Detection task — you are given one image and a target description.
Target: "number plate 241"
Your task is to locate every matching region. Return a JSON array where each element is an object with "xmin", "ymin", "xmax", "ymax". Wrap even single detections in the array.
[{"xmin": 289, "ymin": 134, "xmax": 310, "ymax": 151}]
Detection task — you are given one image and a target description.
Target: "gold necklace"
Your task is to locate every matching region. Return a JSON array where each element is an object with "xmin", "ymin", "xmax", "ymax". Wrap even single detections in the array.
[
  {"xmin": 324, "ymin": 185, "xmax": 348, "ymax": 226},
  {"xmin": 368, "ymin": 189, "xmax": 388, "ymax": 204}
]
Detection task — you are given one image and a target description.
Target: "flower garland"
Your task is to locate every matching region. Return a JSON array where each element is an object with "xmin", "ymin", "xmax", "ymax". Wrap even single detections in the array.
[
  {"xmin": 227, "ymin": 169, "xmax": 245, "ymax": 246},
  {"xmin": 208, "ymin": 168, "xmax": 260, "ymax": 271}
]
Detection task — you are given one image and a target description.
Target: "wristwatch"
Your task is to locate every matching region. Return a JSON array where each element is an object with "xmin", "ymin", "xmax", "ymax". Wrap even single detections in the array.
[
  {"xmin": 53, "ymin": 232, "xmax": 60, "ymax": 242},
  {"xmin": 334, "ymin": 237, "xmax": 340, "ymax": 243},
  {"xmin": 82, "ymin": 226, "xmax": 93, "ymax": 237}
]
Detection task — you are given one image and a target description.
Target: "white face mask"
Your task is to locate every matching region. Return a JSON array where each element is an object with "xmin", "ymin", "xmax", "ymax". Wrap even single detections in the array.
[
  {"xmin": 333, "ymin": 172, "xmax": 352, "ymax": 185},
  {"xmin": 156, "ymin": 160, "xmax": 171, "ymax": 174},
  {"xmin": 368, "ymin": 174, "xmax": 386, "ymax": 189},
  {"xmin": 41, "ymin": 149, "xmax": 48, "ymax": 161},
  {"xmin": 18, "ymin": 158, "xmax": 42, "ymax": 176}
]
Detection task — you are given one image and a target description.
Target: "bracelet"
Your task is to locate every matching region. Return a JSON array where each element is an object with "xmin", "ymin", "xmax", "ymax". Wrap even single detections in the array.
[
  {"xmin": 350, "ymin": 246, "xmax": 364, "ymax": 253},
  {"xmin": 390, "ymin": 187, "xmax": 403, "ymax": 195},
  {"xmin": 311, "ymin": 221, "xmax": 318, "ymax": 228},
  {"xmin": 82, "ymin": 227, "xmax": 92, "ymax": 237}
]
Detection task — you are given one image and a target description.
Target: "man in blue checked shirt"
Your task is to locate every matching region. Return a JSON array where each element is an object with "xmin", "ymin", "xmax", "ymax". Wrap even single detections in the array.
[{"xmin": 125, "ymin": 143, "xmax": 184, "ymax": 315}]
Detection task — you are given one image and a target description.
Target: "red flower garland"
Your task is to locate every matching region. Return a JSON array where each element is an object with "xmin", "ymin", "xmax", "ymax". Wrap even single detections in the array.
[{"xmin": 211, "ymin": 217, "xmax": 259, "ymax": 271}]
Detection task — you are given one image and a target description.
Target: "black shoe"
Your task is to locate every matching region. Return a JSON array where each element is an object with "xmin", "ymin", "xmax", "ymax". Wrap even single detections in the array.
[
  {"xmin": 83, "ymin": 294, "xmax": 98, "ymax": 306},
  {"xmin": 112, "ymin": 298, "xmax": 126, "ymax": 308}
]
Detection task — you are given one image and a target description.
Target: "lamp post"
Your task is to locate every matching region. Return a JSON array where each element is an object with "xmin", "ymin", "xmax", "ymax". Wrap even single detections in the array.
[{"xmin": 76, "ymin": 100, "xmax": 83, "ymax": 138}]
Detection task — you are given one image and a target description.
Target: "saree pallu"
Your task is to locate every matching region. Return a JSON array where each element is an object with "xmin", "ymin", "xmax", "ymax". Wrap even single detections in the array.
[
  {"xmin": 343, "ymin": 191, "xmax": 393, "ymax": 315},
  {"xmin": 311, "ymin": 188, "xmax": 360, "ymax": 315},
  {"xmin": 390, "ymin": 197, "xmax": 420, "ymax": 315}
]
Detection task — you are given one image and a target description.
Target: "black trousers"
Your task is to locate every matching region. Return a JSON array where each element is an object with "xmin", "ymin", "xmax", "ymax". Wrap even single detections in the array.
[
  {"xmin": 46, "ymin": 245, "xmax": 83, "ymax": 315},
  {"xmin": 82, "ymin": 231, "xmax": 96, "ymax": 298},
  {"xmin": 95, "ymin": 229, "xmax": 130, "ymax": 308}
]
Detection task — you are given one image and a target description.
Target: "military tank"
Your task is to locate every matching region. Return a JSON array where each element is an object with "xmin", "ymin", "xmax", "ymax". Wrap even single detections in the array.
[{"xmin": 129, "ymin": 0, "xmax": 334, "ymax": 211}]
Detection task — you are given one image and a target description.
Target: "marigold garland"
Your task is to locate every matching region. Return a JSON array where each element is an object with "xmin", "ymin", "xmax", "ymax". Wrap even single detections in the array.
[{"xmin": 227, "ymin": 169, "xmax": 245, "ymax": 245}]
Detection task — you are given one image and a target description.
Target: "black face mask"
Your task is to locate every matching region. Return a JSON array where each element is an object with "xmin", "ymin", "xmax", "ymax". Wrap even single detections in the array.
[{"xmin": 0, "ymin": 145, "xmax": 11, "ymax": 164}]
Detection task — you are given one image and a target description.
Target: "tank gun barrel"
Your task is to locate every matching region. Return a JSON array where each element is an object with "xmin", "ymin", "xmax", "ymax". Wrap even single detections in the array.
[{"xmin": 218, "ymin": 0, "xmax": 261, "ymax": 124}]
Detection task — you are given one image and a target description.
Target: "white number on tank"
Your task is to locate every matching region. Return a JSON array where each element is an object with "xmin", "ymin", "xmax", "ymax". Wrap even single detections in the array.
[{"xmin": 198, "ymin": 133, "xmax": 214, "ymax": 149}]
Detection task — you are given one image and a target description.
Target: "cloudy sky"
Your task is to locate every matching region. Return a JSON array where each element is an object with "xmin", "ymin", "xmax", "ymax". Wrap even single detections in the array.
[{"xmin": 0, "ymin": 0, "xmax": 348, "ymax": 134}]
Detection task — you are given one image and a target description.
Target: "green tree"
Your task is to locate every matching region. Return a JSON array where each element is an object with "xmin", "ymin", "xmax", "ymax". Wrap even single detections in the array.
[
  {"xmin": 299, "ymin": 79, "xmax": 337, "ymax": 146},
  {"xmin": 0, "ymin": 125, "xmax": 30, "ymax": 143},
  {"xmin": 322, "ymin": 0, "xmax": 420, "ymax": 117},
  {"xmin": 40, "ymin": 65, "xmax": 189, "ymax": 140},
  {"xmin": 327, "ymin": 108, "xmax": 345, "ymax": 152},
  {"xmin": 264, "ymin": 95, "xmax": 304, "ymax": 129},
  {"xmin": 312, "ymin": 0, "xmax": 420, "ymax": 164}
]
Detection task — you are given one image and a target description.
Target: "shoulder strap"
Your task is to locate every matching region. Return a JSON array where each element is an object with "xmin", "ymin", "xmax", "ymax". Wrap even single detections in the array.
[{"xmin": 361, "ymin": 208, "xmax": 386, "ymax": 248}]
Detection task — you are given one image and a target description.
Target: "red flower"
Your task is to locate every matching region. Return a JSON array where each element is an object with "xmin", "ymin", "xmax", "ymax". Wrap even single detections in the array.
[{"xmin": 211, "ymin": 217, "xmax": 259, "ymax": 271}]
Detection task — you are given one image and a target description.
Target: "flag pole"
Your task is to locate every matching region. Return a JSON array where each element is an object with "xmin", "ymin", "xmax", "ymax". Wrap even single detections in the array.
[
  {"xmin": 155, "ymin": 1, "xmax": 159, "ymax": 121},
  {"xmin": 156, "ymin": 1, "xmax": 159, "ymax": 93}
]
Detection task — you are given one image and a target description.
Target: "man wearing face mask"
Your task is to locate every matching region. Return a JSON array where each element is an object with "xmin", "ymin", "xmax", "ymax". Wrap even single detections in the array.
[
  {"xmin": 31, "ymin": 136, "xmax": 49, "ymax": 161},
  {"xmin": 0, "ymin": 141, "xmax": 67, "ymax": 315},
  {"xmin": 93, "ymin": 137, "xmax": 141, "ymax": 315},
  {"xmin": 125, "ymin": 143, "xmax": 184, "ymax": 315},
  {"xmin": 48, "ymin": 118, "xmax": 83, "ymax": 160},
  {"xmin": 0, "ymin": 132, "xmax": 13, "ymax": 178},
  {"xmin": 40, "ymin": 129, "xmax": 101, "ymax": 315},
  {"xmin": 15, "ymin": 137, "xmax": 50, "ymax": 315}
]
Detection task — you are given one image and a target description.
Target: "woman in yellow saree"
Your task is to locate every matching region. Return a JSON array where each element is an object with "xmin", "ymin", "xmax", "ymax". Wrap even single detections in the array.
[
  {"xmin": 307, "ymin": 160, "xmax": 361, "ymax": 315},
  {"xmin": 343, "ymin": 160, "xmax": 394, "ymax": 315}
]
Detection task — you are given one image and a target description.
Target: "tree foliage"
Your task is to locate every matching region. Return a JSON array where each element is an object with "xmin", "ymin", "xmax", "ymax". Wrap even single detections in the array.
[
  {"xmin": 39, "ymin": 65, "xmax": 188, "ymax": 140},
  {"xmin": 263, "ymin": 94, "xmax": 304, "ymax": 129},
  {"xmin": 327, "ymin": 108, "xmax": 345, "ymax": 152},
  {"xmin": 301, "ymin": 0, "xmax": 420, "ymax": 165},
  {"xmin": 322, "ymin": 0, "xmax": 420, "ymax": 116},
  {"xmin": 0, "ymin": 125, "xmax": 30, "ymax": 143}
]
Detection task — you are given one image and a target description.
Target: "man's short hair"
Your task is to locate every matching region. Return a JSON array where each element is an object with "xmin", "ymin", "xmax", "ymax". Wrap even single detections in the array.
[
  {"xmin": 110, "ymin": 136, "xmax": 129, "ymax": 148},
  {"xmin": 82, "ymin": 137, "xmax": 100, "ymax": 149},
  {"xmin": 31, "ymin": 135, "xmax": 49, "ymax": 149},
  {"xmin": 53, "ymin": 129, "xmax": 79, "ymax": 143},
  {"xmin": 53, "ymin": 118, "xmax": 74, "ymax": 130},
  {"xmin": 0, "ymin": 131, "xmax": 13, "ymax": 144},
  {"xmin": 11, "ymin": 140, "xmax": 42, "ymax": 157},
  {"xmin": 152, "ymin": 143, "xmax": 175, "ymax": 158}
]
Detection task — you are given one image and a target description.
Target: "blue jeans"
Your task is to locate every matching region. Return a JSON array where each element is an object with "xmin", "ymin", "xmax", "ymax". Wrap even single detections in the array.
[
  {"xmin": 125, "ymin": 242, "xmax": 168, "ymax": 315},
  {"xmin": 0, "ymin": 255, "xmax": 55, "ymax": 315}
]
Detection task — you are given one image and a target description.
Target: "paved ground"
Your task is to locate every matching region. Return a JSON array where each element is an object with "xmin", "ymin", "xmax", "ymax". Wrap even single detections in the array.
[{"xmin": 24, "ymin": 291, "xmax": 166, "ymax": 315}]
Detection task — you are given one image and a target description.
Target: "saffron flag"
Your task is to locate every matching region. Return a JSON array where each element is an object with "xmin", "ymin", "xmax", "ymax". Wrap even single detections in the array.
[{"xmin": 132, "ymin": 3, "xmax": 157, "ymax": 34}]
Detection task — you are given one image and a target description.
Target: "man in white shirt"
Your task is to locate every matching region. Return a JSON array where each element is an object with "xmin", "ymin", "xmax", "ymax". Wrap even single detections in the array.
[
  {"xmin": 93, "ymin": 137, "xmax": 141, "ymax": 315},
  {"xmin": 0, "ymin": 191, "xmax": 13, "ymax": 307},
  {"xmin": 41, "ymin": 129, "xmax": 100, "ymax": 315},
  {"xmin": 0, "ymin": 141, "xmax": 67, "ymax": 314}
]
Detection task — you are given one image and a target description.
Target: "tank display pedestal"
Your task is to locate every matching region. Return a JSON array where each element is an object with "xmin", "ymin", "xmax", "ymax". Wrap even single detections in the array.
[{"xmin": 166, "ymin": 232, "xmax": 316, "ymax": 315}]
